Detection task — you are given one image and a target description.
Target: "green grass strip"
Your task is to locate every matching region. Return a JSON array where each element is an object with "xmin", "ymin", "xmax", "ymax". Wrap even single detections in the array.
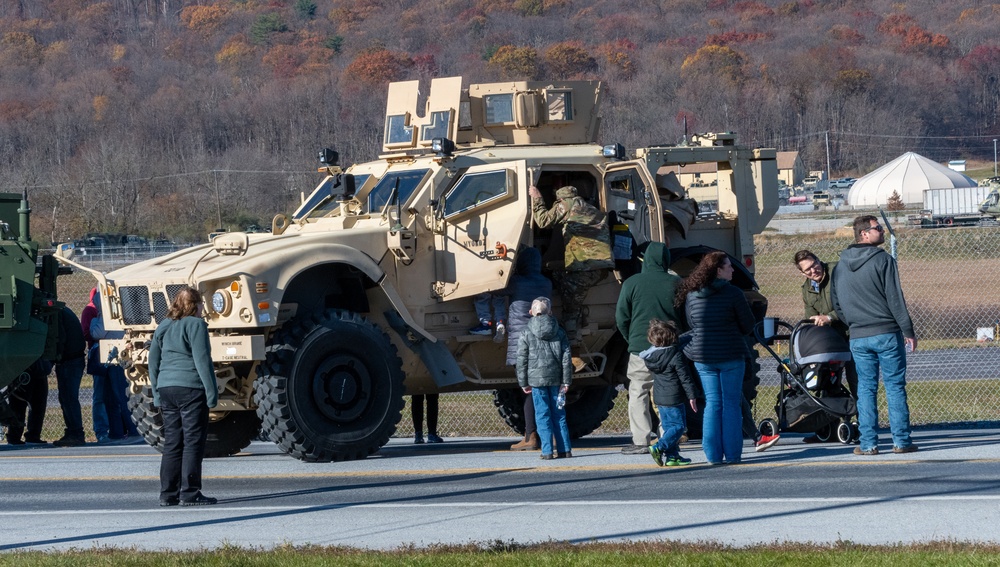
[{"xmin": 3, "ymin": 542, "xmax": 1000, "ymax": 566}]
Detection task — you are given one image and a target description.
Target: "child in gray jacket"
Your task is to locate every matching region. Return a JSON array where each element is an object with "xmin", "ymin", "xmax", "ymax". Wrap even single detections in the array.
[{"xmin": 516, "ymin": 297, "xmax": 573, "ymax": 460}]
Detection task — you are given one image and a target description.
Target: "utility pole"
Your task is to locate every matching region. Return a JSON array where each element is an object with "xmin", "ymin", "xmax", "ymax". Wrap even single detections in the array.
[
  {"xmin": 214, "ymin": 170, "xmax": 223, "ymax": 232},
  {"xmin": 994, "ymin": 139, "xmax": 997, "ymax": 177},
  {"xmin": 825, "ymin": 131, "xmax": 832, "ymax": 181}
]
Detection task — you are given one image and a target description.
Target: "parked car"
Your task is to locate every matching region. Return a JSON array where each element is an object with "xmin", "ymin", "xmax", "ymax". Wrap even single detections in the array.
[{"xmin": 830, "ymin": 178, "xmax": 856, "ymax": 189}]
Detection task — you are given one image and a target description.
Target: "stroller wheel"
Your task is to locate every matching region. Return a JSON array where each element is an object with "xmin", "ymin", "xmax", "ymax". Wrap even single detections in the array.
[
  {"xmin": 850, "ymin": 423, "xmax": 861, "ymax": 444},
  {"xmin": 836, "ymin": 422, "xmax": 853, "ymax": 444},
  {"xmin": 757, "ymin": 418, "xmax": 779, "ymax": 438},
  {"xmin": 815, "ymin": 424, "xmax": 833, "ymax": 442}
]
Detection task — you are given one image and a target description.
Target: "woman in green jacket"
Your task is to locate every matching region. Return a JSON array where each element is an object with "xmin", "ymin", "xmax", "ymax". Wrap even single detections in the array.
[{"xmin": 149, "ymin": 286, "xmax": 218, "ymax": 507}]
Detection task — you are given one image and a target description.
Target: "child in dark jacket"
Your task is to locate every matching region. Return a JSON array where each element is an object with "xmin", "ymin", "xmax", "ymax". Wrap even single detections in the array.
[{"xmin": 639, "ymin": 319, "xmax": 699, "ymax": 466}]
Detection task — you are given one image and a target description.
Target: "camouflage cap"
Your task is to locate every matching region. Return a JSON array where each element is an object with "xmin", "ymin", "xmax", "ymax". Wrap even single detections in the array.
[{"xmin": 555, "ymin": 186, "xmax": 578, "ymax": 200}]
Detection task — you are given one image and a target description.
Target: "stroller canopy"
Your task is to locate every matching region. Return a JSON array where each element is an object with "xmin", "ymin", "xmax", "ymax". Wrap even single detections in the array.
[{"xmin": 792, "ymin": 323, "xmax": 852, "ymax": 365}]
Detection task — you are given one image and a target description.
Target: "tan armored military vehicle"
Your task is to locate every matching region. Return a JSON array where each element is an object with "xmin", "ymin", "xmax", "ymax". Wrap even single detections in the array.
[{"xmin": 77, "ymin": 77, "xmax": 778, "ymax": 462}]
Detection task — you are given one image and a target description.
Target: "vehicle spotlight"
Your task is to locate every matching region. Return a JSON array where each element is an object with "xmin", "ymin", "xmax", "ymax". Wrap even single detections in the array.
[
  {"xmin": 318, "ymin": 148, "xmax": 339, "ymax": 166},
  {"xmin": 602, "ymin": 143, "xmax": 626, "ymax": 160},
  {"xmin": 431, "ymin": 137, "xmax": 455, "ymax": 157},
  {"xmin": 211, "ymin": 289, "xmax": 232, "ymax": 316}
]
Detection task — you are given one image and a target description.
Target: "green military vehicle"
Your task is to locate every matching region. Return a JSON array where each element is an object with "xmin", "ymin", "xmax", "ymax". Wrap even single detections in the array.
[
  {"xmin": 79, "ymin": 77, "xmax": 778, "ymax": 462},
  {"xmin": 0, "ymin": 191, "xmax": 63, "ymax": 427}
]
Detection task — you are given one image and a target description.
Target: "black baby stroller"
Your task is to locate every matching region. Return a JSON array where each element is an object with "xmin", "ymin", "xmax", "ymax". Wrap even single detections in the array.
[{"xmin": 755, "ymin": 319, "xmax": 859, "ymax": 444}]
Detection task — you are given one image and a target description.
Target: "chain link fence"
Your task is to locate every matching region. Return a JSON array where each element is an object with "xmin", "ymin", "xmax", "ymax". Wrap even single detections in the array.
[{"xmin": 7, "ymin": 216, "xmax": 998, "ymax": 445}]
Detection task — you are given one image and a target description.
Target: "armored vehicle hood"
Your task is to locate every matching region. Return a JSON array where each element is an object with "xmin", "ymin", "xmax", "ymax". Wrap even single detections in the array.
[{"xmin": 106, "ymin": 227, "xmax": 387, "ymax": 286}]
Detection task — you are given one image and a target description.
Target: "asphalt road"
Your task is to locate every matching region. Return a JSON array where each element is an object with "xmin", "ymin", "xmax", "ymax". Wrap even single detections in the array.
[{"xmin": 3, "ymin": 428, "xmax": 1000, "ymax": 551}]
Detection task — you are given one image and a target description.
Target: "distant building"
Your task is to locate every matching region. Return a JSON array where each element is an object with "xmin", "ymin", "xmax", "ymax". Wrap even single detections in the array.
[
  {"xmin": 948, "ymin": 160, "xmax": 967, "ymax": 172},
  {"xmin": 776, "ymin": 151, "xmax": 805, "ymax": 187},
  {"xmin": 849, "ymin": 152, "xmax": 977, "ymax": 206}
]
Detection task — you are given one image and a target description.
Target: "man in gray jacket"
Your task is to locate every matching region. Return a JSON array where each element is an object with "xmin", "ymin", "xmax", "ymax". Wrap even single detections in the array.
[{"xmin": 832, "ymin": 215, "xmax": 918, "ymax": 456}]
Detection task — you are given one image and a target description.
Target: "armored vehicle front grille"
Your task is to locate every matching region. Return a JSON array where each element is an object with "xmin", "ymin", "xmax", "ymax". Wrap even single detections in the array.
[
  {"xmin": 119, "ymin": 286, "xmax": 152, "ymax": 325},
  {"xmin": 165, "ymin": 284, "xmax": 186, "ymax": 305},
  {"xmin": 152, "ymin": 292, "xmax": 169, "ymax": 323}
]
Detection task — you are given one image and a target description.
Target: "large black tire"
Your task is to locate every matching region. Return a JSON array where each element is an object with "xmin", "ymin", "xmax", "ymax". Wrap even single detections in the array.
[
  {"xmin": 566, "ymin": 385, "xmax": 618, "ymax": 438},
  {"xmin": 254, "ymin": 309, "xmax": 406, "ymax": 462},
  {"xmin": 492, "ymin": 385, "xmax": 618, "ymax": 439},
  {"xmin": 128, "ymin": 385, "xmax": 261, "ymax": 458},
  {"xmin": 493, "ymin": 388, "xmax": 527, "ymax": 436},
  {"xmin": 128, "ymin": 386, "xmax": 164, "ymax": 452}
]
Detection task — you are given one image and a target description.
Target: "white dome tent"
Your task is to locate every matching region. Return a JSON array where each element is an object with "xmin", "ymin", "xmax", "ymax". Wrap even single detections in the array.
[{"xmin": 847, "ymin": 152, "xmax": 978, "ymax": 207}]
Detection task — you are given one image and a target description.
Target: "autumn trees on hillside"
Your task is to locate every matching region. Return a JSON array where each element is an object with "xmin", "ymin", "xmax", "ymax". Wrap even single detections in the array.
[{"xmin": 1, "ymin": 0, "xmax": 1000, "ymax": 241}]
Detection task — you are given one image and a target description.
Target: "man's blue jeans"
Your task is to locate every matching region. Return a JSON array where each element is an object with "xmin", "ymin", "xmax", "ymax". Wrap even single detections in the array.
[
  {"xmin": 653, "ymin": 403, "xmax": 687, "ymax": 458},
  {"xmin": 531, "ymin": 386, "xmax": 571, "ymax": 457},
  {"xmin": 109, "ymin": 366, "xmax": 140, "ymax": 437},
  {"xmin": 694, "ymin": 359, "xmax": 745, "ymax": 464},
  {"xmin": 850, "ymin": 332, "xmax": 913, "ymax": 451},
  {"xmin": 92, "ymin": 370, "xmax": 124, "ymax": 440},
  {"xmin": 55, "ymin": 357, "xmax": 86, "ymax": 439}
]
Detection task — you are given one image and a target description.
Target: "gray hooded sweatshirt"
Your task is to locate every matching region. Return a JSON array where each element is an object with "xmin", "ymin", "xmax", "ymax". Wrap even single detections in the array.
[{"xmin": 831, "ymin": 244, "xmax": 915, "ymax": 340}]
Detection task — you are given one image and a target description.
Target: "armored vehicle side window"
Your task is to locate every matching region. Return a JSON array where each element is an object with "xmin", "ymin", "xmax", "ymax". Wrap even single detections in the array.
[
  {"xmin": 484, "ymin": 93, "xmax": 514, "ymax": 124},
  {"xmin": 443, "ymin": 170, "xmax": 509, "ymax": 217},
  {"xmin": 605, "ymin": 167, "xmax": 652, "ymax": 243},
  {"xmin": 385, "ymin": 114, "xmax": 415, "ymax": 146},
  {"xmin": 368, "ymin": 169, "xmax": 429, "ymax": 214},
  {"xmin": 546, "ymin": 90, "xmax": 573, "ymax": 122},
  {"xmin": 420, "ymin": 110, "xmax": 452, "ymax": 142}
]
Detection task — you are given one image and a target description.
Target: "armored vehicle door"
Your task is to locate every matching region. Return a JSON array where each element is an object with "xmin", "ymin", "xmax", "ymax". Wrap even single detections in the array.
[
  {"xmin": 433, "ymin": 161, "xmax": 528, "ymax": 301},
  {"xmin": 602, "ymin": 164, "xmax": 661, "ymax": 276}
]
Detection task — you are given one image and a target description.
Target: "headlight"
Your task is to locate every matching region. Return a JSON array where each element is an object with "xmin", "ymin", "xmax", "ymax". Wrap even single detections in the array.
[{"xmin": 212, "ymin": 290, "xmax": 232, "ymax": 316}]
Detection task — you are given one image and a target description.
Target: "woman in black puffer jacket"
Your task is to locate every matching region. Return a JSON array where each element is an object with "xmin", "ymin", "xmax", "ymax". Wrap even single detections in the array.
[{"xmin": 674, "ymin": 251, "xmax": 755, "ymax": 465}]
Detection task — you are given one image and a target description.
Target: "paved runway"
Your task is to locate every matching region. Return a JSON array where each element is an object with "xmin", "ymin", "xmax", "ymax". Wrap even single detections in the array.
[{"xmin": 2, "ymin": 428, "xmax": 1000, "ymax": 551}]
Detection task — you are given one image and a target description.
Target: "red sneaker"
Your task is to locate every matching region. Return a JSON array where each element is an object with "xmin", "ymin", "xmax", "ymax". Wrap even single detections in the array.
[{"xmin": 755, "ymin": 433, "xmax": 780, "ymax": 452}]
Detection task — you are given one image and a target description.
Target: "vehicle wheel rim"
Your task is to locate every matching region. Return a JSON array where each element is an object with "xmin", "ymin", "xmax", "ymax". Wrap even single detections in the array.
[{"xmin": 312, "ymin": 354, "xmax": 371, "ymax": 423}]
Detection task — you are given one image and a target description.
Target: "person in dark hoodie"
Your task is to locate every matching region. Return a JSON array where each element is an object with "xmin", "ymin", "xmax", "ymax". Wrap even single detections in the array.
[
  {"xmin": 53, "ymin": 306, "xmax": 88, "ymax": 447},
  {"xmin": 615, "ymin": 241, "xmax": 683, "ymax": 455},
  {"xmin": 675, "ymin": 251, "xmax": 755, "ymax": 465},
  {"xmin": 504, "ymin": 247, "xmax": 553, "ymax": 451},
  {"xmin": 832, "ymin": 215, "xmax": 918, "ymax": 456},
  {"xmin": 641, "ymin": 319, "xmax": 698, "ymax": 467},
  {"xmin": 516, "ymin": 297, "xmax": 573, "ymax": 460}
]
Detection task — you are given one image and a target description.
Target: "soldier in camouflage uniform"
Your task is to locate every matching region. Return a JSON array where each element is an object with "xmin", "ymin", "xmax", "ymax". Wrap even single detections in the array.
[{"xmin": 529, "ymin": 185, "xmax": 614, "ymax": 342}]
